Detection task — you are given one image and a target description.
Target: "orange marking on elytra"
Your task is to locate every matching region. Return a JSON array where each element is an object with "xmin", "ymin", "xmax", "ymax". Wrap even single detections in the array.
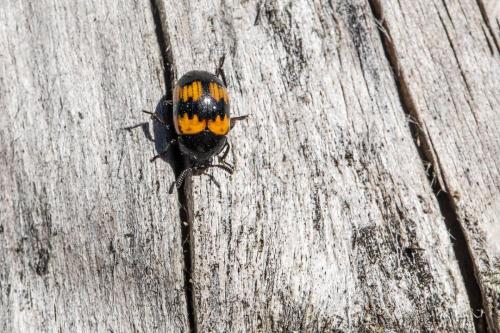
[
  {"xmin": 198, "ymin": 81, "xmax": 203, "ymax": 99},
  {"xmin": 177, "ymin": 113, "xmax": 206, "ymax": 134},
  {"xmin": 214, "ymin": 83, "xmax": 221, "ymax": 101},
  {"xmin": 192, "ymin": 81, "xmax": 200, "ymax": 101},
  {"xmin": 221, "ymin": 87, "xmax": 229, "ymax": 103},
  {"xmin": 208, "ymin": 82, "xmax": 229, "ymax": 102},
  {"xmin": 208, "ymin": 114, "xmax": 230, "ymax": 135}
]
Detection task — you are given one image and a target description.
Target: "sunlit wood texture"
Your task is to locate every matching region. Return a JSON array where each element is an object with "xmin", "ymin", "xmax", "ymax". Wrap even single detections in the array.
[
  {"xmin": 483, "ymin": 0, "xmax": 500, "ymax": 44},
  {"xmin": 1, "ymin": 0, "xmax": 498, "ymax": 332},
  {"xmin": 0, "ymin": 1, "xmax": 188, "ymax": 332},
  {"xmin": 375, "ymin": 0, "xmax": 499, "ymax": 330},
  {"xmin": 159, "ymin": 0, "xmax": 488, "ymax": 331}
]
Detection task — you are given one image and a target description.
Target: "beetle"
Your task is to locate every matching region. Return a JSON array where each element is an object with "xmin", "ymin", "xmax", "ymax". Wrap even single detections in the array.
[{"xmin": 144, "ymin": 67, "xmax": 247, "ymax": 189}]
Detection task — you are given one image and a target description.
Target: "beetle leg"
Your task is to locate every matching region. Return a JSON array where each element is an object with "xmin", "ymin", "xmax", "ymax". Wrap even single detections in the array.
[
  {"xmin": 150, "ymin": 138, "xmax": 177, "ymax": 162},
  {"xmin": 201, "ymin": 171, "xmax": 221, "ymax": 189},
  {"xmin": 217, "ymin": 142, "xmax": 235, "ymax": 172},
  {"xmin": 168, "ymin": 180, "xmax": 176, "ymax": 194},
  {"xmin": 176, "ymin": 167, "xmax": 193, "ymax": 188},
  {"xmin": 163, "ymin": 100, "xmax": 173, "ymax": 106},
  {"xmin": 219, "ymin": 141, "xmax": 231, "ymax": 162},
  {"xmin": 208, "ymin": 163, "xmax": 234, "ymax": 175},
  {"xmin": 230, "ymin": 115, "xmax": 249, "ymax": 129},
  {"xmin": 215, "ymin": 54, "xmax": 227, "ymax": 86},
  {"xmin": 143, "ymin": 110, "xmax": 167, "ymax": 126}
]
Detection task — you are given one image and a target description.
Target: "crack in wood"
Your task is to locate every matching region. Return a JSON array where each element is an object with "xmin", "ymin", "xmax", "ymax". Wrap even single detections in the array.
[
  {"xmin": 434, "ymin": 10, "xmax": 482, "ymax": 129},
  {"xmin": 474, "ymin": 0, "xmax": 500, "ymax": 54},
  {"xmin": 435, "ymin": 10, "xmax": 474, "ymax": 104},
  {"xmin": 149, "ymin": 1, "xmax": 197, "ymax": 332},
  {"xmin": 367, "ymin": 0, "xmax": 489, "ymax": 332}
]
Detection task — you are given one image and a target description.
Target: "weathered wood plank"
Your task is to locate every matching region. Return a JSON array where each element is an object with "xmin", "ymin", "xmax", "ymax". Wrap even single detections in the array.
[
  {"xmin": 482, "ymin": 0, "xmax": 500, "ymax": 46},
  {"xmin": 0, "ymin": 1, "xmax": 188, "ymax": 332},
  {"xmin": 160, "ymin": 0, "xmax": 476, "ymax": 331},
  {"xmin": 374, "ymin": 0, "xmax": 499, "ymax": 330},
  {"xmin": 485, "ymin": 0, "xmax": 500, "ymax": 19}
]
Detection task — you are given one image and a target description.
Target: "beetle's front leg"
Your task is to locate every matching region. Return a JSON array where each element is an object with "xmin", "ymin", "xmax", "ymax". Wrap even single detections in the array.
[
  {"xmin": 143, "ymin": 110, "xmax": 169, "ymax": 128},
  {"xmin": 215, "ymin": 54, "xmax": 227, "ymax": 86}
]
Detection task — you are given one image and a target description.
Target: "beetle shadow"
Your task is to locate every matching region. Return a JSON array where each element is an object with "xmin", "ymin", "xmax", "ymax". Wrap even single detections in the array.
[
  {"xmin": 123, "ymin": 96, "xmax": 227, "ymax": 193},
  {"xmin": 149, "ymin": 97, "xmax": 225, "ymax": 193},
  {"xmin": 123, "ymin": 96, "xmax": 179, "ymax": 190},
  {"xmin": 150, "ymin": 96, "xmax": 177, "ymax": 166}
]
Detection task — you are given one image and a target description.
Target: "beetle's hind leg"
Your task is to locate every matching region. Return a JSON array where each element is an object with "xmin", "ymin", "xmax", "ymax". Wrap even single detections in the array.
[
  {"xmin": 218, "ymin": 141, "xmax": 231, "ymax": 162},
  {"xmin": 175, "ymin": 167, "xmax": 193, "ymax": 189},
  {"xmin": 168, "ymin": 166, "xmax": 192, "ymax": 194},
  {"xmin": 218, "ymin": 141, "xmax": 234, "ymax": 170},
  {"xmin": 201, "ymin": 170, "xmax": 221, "ymax": 189},
  {"xmin": 209, "ymin": 163, "xmax": 234, "ymax": 175}
]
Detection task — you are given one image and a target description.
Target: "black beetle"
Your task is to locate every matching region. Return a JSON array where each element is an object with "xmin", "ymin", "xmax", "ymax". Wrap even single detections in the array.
[{"xmin": 145, "ymin": 67, "xmax": 247, "ymax": 189}]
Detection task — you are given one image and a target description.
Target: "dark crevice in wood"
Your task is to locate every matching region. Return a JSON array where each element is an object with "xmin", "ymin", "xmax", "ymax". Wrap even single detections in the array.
[
  {"xmin": 440, "ymin": 0, "xmax": 455, "ymax": 29},
  {"xmin": 149, "ymin": 1, "xmax": 197, "ymax": 332},
  {"xmin": 367, "ymin": 0, "xmax": 488, "ymax": 332},
  {"xmin": 177, "ymin": 177, "xmax": 196, "ymax": 333},
  {"xmin": 474, "ymin": 0, "xmax": 500, "ymax": 54},
  {"xmin": 435, "ymin": 10, "xmax": 474, "ymax": 101},
  {"xmin": 481, "ymin": 24, "xmax": 495, "ymax": 55}
]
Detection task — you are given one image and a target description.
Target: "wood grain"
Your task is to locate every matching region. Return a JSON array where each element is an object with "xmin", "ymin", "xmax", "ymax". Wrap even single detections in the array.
[
  {"xmin": 375, "ymin": 0, "xmax": 499, "ymax": 330},
  {"xmin": 159, "ymin": 0, "xmax": 476, "ymax": 331},
  {"xmin": 2, "ymin": 0, "xmax": 497, "ymax": 331},
  {"xmin": 0, "ymin": 1, "xmax": 188, "ymax": 332},
  {"xmin": 482, "ymin": 0, "xmax": 500, "ymax": 47}
]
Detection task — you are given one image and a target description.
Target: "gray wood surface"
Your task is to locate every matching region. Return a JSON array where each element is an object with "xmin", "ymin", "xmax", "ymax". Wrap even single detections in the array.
[
  {"xmin": 0, "ymin": 1, "xmax": 188, "ymax": 332},
  {"xmin": 376, "ymin": 0, "xmax": 499, "ymax": 330},
  {"xmin": 1, "ymin": 0, "xmax": 498, "ymax": 332},
  {"xmin": 483, "ymin": 0, "xmax": 500, "ymax": 45},
  {"xmin": 160, "ymin": 0, "xmax": 481, "ymax": 331}
]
